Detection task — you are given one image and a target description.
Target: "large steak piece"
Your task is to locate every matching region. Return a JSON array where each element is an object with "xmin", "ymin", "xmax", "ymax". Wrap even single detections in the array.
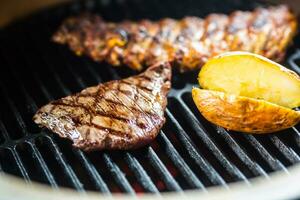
[{"xmin": 53, "ymin": 5, "xmax": 297, "ymax": 72}]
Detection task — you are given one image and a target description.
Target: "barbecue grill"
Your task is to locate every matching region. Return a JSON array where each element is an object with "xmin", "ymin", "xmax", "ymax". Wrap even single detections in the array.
[{"xmin": 0, "ymin": 0, "xmax": 300, "ymax": 199}]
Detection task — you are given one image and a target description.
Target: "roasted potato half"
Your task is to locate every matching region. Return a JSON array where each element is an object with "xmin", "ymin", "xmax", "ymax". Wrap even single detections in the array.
[
  {"xmin": 199, "ymin": 51, "xmax": 300, "ymax": 108},
  {"xmin": 193, "ymin": 51, "xmax": 300, "ymax": 133},
  {"xmin": 192, "ymin": 88, "xmax": 300, "ymax": 134}
]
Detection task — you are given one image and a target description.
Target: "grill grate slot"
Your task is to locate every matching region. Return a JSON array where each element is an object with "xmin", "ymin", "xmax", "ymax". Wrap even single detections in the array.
[
  {"xmin": 10, "ymin": 148, "xmax": 31, "ymax": 182},
  {"xmin": 157, "ymin": 131, "xmax": 205, "ymax": 189},
  {"xmin": 242, "ymin": 134, "xmax": 288, "ymax": 172},
  {"xmin": 292, "ymin": 126, "xmax": 300, "ymax": 149},
  {"xmin": 0, "ymin": 148, "xmax": 27, "ymax": 179},
  {"xmin": 0, "ymin": 122, "xmax": 7, "ymax": 145},
  {"xmin": 288, "ymin": 50, "xmax": 300, "ymax": 74},
  {"xmin": 278, "ymin": 128, "xmax": 300, "ymax": 155},
  {"xmin": 15, "ymin": 142, "xmax": 55, "ymax": 185},
  {"xmin": 30, "ymin": 143, "xmax": 58, "ymax": 188},
  {"xmin": 0, "ymin": 0, "xmax": 299, "ymax": 194},
  {"xmin": 35, "ymin": 136, "xmax": 84, "ymax": 191},
  {"xmin": 74, "ymin": 150, "xmax": 110, "ymax": 193},
  {"xmin": 212, "ymin": 127, "xmax": 268, "ymax": 178},
  {"xmin": 0, "ymin": 67, "xmax": 40, "ymax": 134},
  {"xmin": 268, "ymin": 135, "xmax": 300, "ymax": 164},
  {"xmin": 171, "ymin": 97, "xmax": 249, "ymax": 183},
  {"xmin": 102, "ymin": 153, "xmax": 135, "ymax": 194},
  {"xmin": 150, "ymin": 141, "xmax": 191, "ymax": 190},
  {"xmin": 52, "ymin": 136, "xmax": 110, "ymax": 192},
  {"xmin": 146, "ymin": 147, "xmax": 182, "ymax": 191},
  {"xmin": 165, "ymin": 108, "xmax": 227, "ymax": 187},
  {"xmin": 124, "ymin": 152, "xmax": 159, "ymax": 193},
  {"xmin": 0, "ymin": 86, "xmax": 27, "ymax": 140}
]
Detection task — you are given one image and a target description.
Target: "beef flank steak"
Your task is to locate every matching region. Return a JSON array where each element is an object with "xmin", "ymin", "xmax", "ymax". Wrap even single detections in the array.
[{"xmin": 33, "ymin": 62, "xmax": 171, "ymax": 151}]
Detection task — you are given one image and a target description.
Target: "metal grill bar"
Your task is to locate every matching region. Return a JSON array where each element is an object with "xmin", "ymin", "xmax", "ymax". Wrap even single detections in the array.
[
  {"xmin": 10, "ymin": 149, "xmax": 31, "ymax": 183},
  {"xmin": 243, "ymin": 135, "xmax": 288, "ymax": 172},
  {"xmin": 3, "ymin": 66, "xmax": 38, "ymax": 115},
  {"xmin": 268, "ymin": 135, "xmax": 300, "ymax": 164},
  {"xmin": 0, "ymin": 148, "xmax": 23, "ymax": 178},
  {"xmin": 158, "ymin": 131, "xmax": 205, "ymax": 189},
  {"xmin": 292, "ymin": 127, "xmax": 300, "ymax": 148},
  {"xmin": 147, "ymin": 147, "xmax": 182, "ymax": 191},
  {"xmin": 83, "ymin": 60, "xmax": 103, "ymax": 83},
  {"xmin": 0, "ymin": 84, "xmax": 27, "ymax": 137},
  {"xmin": 0, "ymin": 121, "xmax": 10, "ymax": 140},
  {"xmin": 35, "ymin": 61, "xmax": 72, "ymax": 96},
  {"xmin": 0, "ymin": 159, "xmax": 2, "ymax": 172},
  {"xmin": 288, "ymin": 49, "xmax": 300, "ymax": 74},
  {"xmin": 29, "ymin": 143, "xmax": 58, "ymax": 188},
  {"xmin": 1, "ymin": 77, "xmax": 48, "ymax": 183},
  {"xmin": 213, "ymin": 127, "xmax": 268, "ymax": 178},
  {"xmin": 45, "ymin": 136, "xmax": 85, "ymax": 191},
  {"xmin": 177, "ymin": 98, "xmax": 250, "ymax": 184},
  {"xmin": 165, "ymin": 109, "xmax": 227, "ymax": 187},
  {"xmin": 74, "ymin": 150, "xmax": 110, "ymax": 193},
  {"xmin": 57, "ymin": 48, "xmax": 87, "ymax": 89},
  {"xmin": 124, "ymin": 153, "xmax": 159, "ymax": 193},
  {"xmin": 103, "ymin": 153, "xmax": 135, "ymax": 194}
]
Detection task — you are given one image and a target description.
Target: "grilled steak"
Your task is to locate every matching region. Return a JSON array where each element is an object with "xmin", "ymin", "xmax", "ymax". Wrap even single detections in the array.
[
  {"xmin": 53, "ymin": 5, "xmax": 297, "ymax": 72},
  {"xmin": 33, "ymin": 62, "xmax": 171, "ymax": 151}
]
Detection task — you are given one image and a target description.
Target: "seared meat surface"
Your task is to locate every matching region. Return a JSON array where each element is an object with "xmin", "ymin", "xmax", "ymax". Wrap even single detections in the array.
[
  {"xmin": 33, "ymin": 62, "xmax": 171, "ymax": 151},
  {"xmin": 53, "ymin": 5, "xmax": 297, "ymax": 72}
]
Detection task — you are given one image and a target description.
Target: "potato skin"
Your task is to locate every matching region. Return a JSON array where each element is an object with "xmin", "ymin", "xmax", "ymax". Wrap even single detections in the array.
[{"xmin": 192, "ymin": 88, "xmax": 300, "ymax": 134}]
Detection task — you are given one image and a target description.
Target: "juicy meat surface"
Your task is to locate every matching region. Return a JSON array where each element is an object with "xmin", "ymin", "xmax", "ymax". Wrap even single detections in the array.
[
  {"xmin": 53, "ymin": 5, "xmax": 297, "ymax": 72},
  {"xmin": 33, "ymin": 62, "xmax": 171, "ymax": 151}
]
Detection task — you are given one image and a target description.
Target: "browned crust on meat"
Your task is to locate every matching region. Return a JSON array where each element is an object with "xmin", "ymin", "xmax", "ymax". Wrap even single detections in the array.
[
  {"xmin": 53, "ymin": 5, "xmax": 298, "ymax": 72},
  {"xmin": 33, "ymin": 62, "xmax": 171, "ymax": 151}
]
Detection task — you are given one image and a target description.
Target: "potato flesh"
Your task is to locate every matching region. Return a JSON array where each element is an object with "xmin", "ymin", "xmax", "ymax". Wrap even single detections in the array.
[
  {"xmin": 199, "ymin": 53, "xmax": 300, "ymax": 108},
  {"xmin": 192, "ymin": 88, "xmax": 300, "ymax": 134}
]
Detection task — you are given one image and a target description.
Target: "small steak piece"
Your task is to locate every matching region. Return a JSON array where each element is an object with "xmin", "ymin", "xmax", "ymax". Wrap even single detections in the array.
[{"xmin": 33, "ymin": 62, "xmax": 171, "ymax": 151}]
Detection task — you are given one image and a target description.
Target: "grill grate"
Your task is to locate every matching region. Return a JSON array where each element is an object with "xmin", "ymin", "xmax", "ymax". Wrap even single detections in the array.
[{"xmin": 0, "ymin": 0, "xmax": 300, "ymax": 194}]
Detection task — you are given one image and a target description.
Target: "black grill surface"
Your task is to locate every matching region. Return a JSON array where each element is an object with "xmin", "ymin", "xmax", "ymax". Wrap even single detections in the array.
[{"xmin": 0, "ymin": 0, "xmax": 300, "ymax": 194}]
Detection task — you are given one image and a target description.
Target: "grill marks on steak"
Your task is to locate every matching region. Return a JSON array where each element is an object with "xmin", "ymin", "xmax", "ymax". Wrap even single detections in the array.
[
  {"xmin": 53, "ymin": 5, "xmax": 297, "ymax": 72},
  {"xmin": 33, "ymin": 62, "xmax": 171, "ymax": 151}
]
